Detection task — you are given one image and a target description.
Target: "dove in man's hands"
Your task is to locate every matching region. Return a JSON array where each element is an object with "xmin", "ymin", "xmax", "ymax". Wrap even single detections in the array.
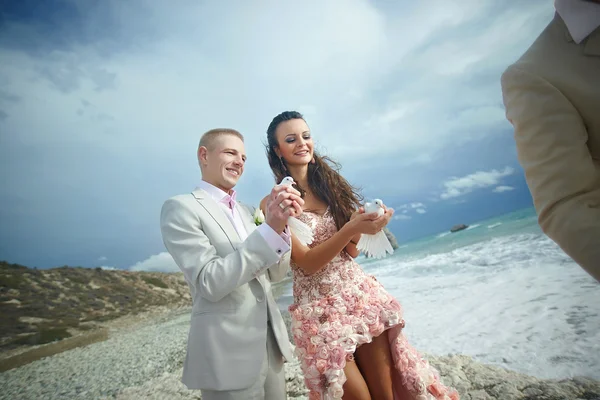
[
  {"xmin": 277, "ymin": 176, "xmax": 314, "ymax": 246},
  {"xmin": 356, "ymin": 199, "xmax": 394, "ymax": 259}
]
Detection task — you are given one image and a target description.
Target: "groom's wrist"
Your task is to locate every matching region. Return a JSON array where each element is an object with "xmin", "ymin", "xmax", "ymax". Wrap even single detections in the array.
[
  {"xmin": 280, "ymin": 226, "xmax": 291, "ymax": 245},
  {"xmin": 256, "ymin": 223, "xmax": 290, "ymax": 257}
]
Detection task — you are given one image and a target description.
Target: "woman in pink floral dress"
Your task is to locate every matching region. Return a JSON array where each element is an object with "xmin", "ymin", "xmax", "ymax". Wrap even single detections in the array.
[{"xmin": 262, "ymin": 111, "xmax": 460, "ymax": 400}]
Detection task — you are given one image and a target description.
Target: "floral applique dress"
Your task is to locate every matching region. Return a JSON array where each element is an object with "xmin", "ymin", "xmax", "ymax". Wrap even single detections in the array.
[{"xmin": 289, "ymin": 208, "xmax": 460, "ymax": 400}]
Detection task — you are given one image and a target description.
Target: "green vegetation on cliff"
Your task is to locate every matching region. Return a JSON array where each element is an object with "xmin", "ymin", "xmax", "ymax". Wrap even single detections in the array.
[{"xmin": 0, "ymin": 261, "xmax": 190, "ymax": 352}]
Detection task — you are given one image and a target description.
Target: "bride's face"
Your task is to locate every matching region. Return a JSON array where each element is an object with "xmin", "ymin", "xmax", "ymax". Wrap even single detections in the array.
[{"xmin": 275, "ymin": 118, "xmax": 314, "ymax": 166}]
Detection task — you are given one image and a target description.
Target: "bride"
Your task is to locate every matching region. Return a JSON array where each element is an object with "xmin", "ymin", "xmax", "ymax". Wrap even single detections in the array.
[{"xmin": 260, "ymin": 111, "xmax": 460, "ymax": 400}]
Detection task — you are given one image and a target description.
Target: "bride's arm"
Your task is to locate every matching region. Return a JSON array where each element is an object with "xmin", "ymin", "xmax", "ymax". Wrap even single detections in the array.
[
  {"xmin": 291, "ymin": 211, "xmax": 392, "ymax": 275},
  {"xmin": 261, "ymin": 197, "xmax": 356, "ymax": 270},
  {"xmin": 344, "ymin": 234, "xmax": 361, "ymax": 258},
  {"xmin": 290, "ymin": 223, "xmax": 358, "ymax": 275},
  {"xmin": 343, "ymin": 209, "xmax": 365, "ymax": 258}
]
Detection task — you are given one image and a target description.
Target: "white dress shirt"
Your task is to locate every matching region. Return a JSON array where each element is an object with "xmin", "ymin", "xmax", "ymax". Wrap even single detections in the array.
[{"xmin": 555, "ymin": 0, "xmax": 600, "ymax": 43}]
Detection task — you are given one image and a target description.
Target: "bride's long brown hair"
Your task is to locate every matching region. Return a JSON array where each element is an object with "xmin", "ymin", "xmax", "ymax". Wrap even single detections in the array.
[{"xmin": 266, "ymin": 111, "xmax": 363, "ymax": 231}]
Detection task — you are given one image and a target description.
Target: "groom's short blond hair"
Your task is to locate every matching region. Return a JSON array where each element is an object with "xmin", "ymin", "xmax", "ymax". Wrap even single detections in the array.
[{"xmin": 198, "ymin": 128, "xmax": 244, "ymax": 150}]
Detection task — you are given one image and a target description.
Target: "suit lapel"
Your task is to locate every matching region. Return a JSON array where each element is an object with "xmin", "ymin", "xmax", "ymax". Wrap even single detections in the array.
[
  {"xmin": 192, "ymin": 188, "xmax": 241, "ymax": 247},
  {"xmin": 192, "ymin": 189, "xmax": 268, "ymax": 284},
  {"xmin": 236, "ymin": 202, "xmax": 257, "ymax": 237},
  {"xmin": 584, "ymin": 28, "xmax": 600, "ymax": 57},
  {"xmin": 236, "ymin": 202, "xmax": 269, "ymax": 285}
]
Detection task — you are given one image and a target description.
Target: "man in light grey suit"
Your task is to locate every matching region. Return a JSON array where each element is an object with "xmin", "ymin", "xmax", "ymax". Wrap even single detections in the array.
[
  {"xmin": 160, "ymin": 128, "xmax": 304, "ymax": 399},
  {"xmin": 501, "ymin": 0, "xmax": 600, "ymax": 282}
]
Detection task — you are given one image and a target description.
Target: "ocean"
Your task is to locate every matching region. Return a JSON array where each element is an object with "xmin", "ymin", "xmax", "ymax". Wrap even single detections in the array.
[{"xmin": 276, "ymin": 207, "xmax": 600, "ymax": 380}]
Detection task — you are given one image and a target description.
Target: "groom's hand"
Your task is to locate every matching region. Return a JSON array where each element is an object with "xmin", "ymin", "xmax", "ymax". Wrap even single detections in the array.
[
  {"xmin": 275, "ymin": 185, "xmax": 304, "ymax": 216},
  {"xmin": 266, "ymin": 185, "xmax": 304, "ymax": 233}
]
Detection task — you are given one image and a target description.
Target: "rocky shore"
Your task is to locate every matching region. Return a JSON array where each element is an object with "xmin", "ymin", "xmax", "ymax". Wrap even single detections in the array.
[{"xmin": 1, "ymin": 308, "xmax": 598, "ymax": 400}]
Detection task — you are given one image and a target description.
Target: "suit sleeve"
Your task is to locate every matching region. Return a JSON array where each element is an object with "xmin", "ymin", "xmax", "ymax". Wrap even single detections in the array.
[
  {"xmin": 501, "ymin": 65, "xmax": 600, "ymax": 281},
  {"xmin": 160, "ymin": 197, "xmax": 282, "ymax": 302},
  {"xmin": 266, "ymin": 238, "xmax": 291, "ymax": 283},
  {"xmin": 243, "ymin": 202, "xmax": 291, "ymax": 282}
]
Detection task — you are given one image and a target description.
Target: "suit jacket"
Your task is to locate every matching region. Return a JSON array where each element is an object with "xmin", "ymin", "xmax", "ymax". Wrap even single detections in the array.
[
  {"xmin": 501, "ymin": 13, "xmax": 600, "ymax": 281},
  {"xmin": 159, "ymin": 188, "xmax": 293, "ymax": 391}
]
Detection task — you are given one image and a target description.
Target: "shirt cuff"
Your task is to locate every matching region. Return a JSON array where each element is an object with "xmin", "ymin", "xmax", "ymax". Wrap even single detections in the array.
[
  {"xmin": 281, "ymin": 226, "xmax": 291, "ymax": 244},
  {"xmin": 256, "ymin": 223, "xmax": 291, "ymax": 258}
]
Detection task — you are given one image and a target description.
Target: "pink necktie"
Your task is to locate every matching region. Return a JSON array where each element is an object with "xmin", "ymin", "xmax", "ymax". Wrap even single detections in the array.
[{"xmin": 221, "ymin": 193, "xmax": 236, "ymax": 210}]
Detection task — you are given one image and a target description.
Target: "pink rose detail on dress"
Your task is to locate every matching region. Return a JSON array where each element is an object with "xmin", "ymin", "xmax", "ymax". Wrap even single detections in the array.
[{"xmin": 289, "ymin": 208, "xmax": 460, "ymax": 399}]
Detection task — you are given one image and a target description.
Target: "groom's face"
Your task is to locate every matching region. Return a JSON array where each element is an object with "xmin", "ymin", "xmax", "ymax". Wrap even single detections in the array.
[{"xmin": 199, "ymin": 134, "xmax": 246, "ymax": 192}]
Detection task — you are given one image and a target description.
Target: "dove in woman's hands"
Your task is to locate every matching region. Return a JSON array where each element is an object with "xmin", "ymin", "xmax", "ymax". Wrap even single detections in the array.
[
  {"xmin": 276, "ymin": 176, "xmax": 314, "ymax": 246},
  {"xmin": 356, "ymin": 199, "xmax": 394, "ymax": 259},
  {"xmin": 279, "ymin": 176, "xmax": 295, "ymax": 188}
]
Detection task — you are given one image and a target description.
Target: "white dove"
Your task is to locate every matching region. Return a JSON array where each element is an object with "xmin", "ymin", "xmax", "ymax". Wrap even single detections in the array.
[
  {"xmin": 356, "ymin": 199, "xmax": 394, "ymax": 259},
  {"xmin": 276, "ymin": 176, "xmax": 314, "ymax": 246}
]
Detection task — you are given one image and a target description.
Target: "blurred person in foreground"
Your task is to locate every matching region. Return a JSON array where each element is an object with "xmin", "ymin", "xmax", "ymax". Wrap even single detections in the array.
[{"xmin": 501, "ymin": 0, "xmax": 600, "ymax": 282}]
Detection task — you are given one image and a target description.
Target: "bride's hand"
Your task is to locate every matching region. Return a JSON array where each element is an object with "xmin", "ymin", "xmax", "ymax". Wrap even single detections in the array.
[
  {"xmin": 347, "ymin": 212, "xmax": 382, "ymax": 235},
  {"xmin": 350, "ymin": 207, "xmax": 365, "ymax": 220},
  {"xmin": 348, "ymin": 207, "xmax": 365, "ymax": 243},
  {"xmin": 348, "ymin": 206, "xmax": 394, "ymax": 235},
  {"xmin": 371, "ymin": 206, "xmax": 394, "ymax": 231}
]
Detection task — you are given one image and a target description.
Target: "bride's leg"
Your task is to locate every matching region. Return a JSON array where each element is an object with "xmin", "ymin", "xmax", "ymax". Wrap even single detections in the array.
[
  {"xmin": 342, "ymin": 359, "xmax": 371, "ymax": 400},
  {"xmin": 355, "ymin": 330, "xmax": 398, "ymax": 400}
]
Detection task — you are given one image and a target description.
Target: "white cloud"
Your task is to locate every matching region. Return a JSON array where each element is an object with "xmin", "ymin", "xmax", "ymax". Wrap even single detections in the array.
[
  {"xmin": 0, "ymin": 1, "xmax": 554, "ymax": 168},
  {"xmin": 365, "ymin": 101, "xmax": 424, "ymax": 129},
  {"xmin": 493, "ymin": 185, "xmax": 515, "ymax": 193},
  {"xmin": 411, "ymin": 2, "xmax": 552, "ymax": 77},
  {"xmin": 0, "ymin": 1, "xmax": 553, "ymax": 267},
  {"xmin": 334, "ymin": 1, "xmax": 554, "ymax": 164},
  {"xmin": 394, "ymin": 214, "xmax": 412, "ymax": 221},
  {"xmin": 97, "ymin": 256, "xmax": 107, "ymax": 262},
  {"xmin": 394, "ymin": 202, "xmax": 427, "ymax": 216},
  {"xmin": 129, "ymin": 252, "xmax": 179, "ymax": 273},
  {"xmin": 298, "ymin": 105, "xmax": 318, "ymax": 119},
  {"xmin": 397, "ymin": 202, "xmax": 425, "ymax": 210},
  {"xmin": 99, "ymin": 265, "xmax": 117, "ymax": 271},
  {"xmin": 441, "ymin": 167, "xmax": 515, "ymax": 199}
]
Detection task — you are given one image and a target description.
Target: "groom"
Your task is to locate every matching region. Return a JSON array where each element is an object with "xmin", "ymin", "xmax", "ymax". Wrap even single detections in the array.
[{"xmin": 160, "ymin": 128, "xmax": 303, "ymax": 399}]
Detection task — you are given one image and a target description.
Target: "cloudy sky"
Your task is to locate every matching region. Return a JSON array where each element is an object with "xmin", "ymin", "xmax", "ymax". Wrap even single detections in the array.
[{"xmin": 0, "ymin": 0, "xmax": 555, "ymax": 271}]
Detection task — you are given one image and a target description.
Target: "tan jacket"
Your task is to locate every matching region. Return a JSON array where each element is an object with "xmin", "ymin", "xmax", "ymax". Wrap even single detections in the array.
[
  {"xmin": 160, "ymin": 188, "xmax": 293, "ymax": 390},
  {"xmin": 501, "ymin": 13, "xmax": 600, "ymax": 281}
]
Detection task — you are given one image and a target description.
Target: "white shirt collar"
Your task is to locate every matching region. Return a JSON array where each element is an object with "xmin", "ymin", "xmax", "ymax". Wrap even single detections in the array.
[
  {"xmin": 197, "ymin": 179, "xmax": 236, "ymax": 203},
  {"xmin": 555, "ymin": 0, "xmax": 600, "ymax": 43}
]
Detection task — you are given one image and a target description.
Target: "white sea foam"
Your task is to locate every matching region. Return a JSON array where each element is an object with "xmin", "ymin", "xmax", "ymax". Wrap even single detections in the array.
[
  {"xmin": 465, "ymin": 224, "xmax": 481, "ymax": 230},
  {"xmin": 368, "ymin": 233, "xmax": 600, "ymax": 380}
]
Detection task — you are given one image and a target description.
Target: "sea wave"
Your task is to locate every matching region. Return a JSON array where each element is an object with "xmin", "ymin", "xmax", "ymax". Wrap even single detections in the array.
[{"xmin": 364, "ymin": 233, "xmax": 599, "ymax": 380}]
